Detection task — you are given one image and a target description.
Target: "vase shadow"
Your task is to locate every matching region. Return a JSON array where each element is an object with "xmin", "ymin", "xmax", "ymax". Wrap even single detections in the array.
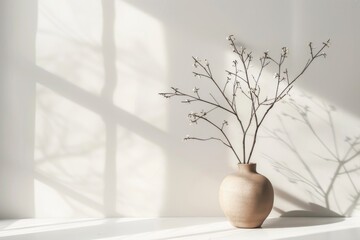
[
  {"xmin": 280, "ymin": 203, "xmax": 342, "ymax": 217},
  {"xmin": 263, "ymin": 216, "xmax": 344, "ymax": 229}
]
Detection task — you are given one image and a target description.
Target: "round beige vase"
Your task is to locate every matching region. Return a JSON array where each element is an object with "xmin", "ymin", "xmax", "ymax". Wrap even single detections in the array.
[{"xmin": 219, "ymin": 163, "xmax": 274, "ymax": 228}]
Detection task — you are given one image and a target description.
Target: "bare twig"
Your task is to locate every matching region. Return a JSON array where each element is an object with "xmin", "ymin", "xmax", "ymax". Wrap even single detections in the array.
[{"xmin": 159, "ymin": 36, "xmax": 330, "ymax": 164}]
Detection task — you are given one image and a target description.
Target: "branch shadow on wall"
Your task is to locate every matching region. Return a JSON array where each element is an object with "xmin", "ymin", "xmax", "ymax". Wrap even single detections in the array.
[{"xmin": 264, "ymin": 93, "xmax": 360, "ymax": 218}]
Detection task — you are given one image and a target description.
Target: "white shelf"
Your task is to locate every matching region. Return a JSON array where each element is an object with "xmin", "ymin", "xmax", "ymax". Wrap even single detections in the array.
[{"xmin": 0, "ymin": 217, "xmax": 359, "ymax": 240}]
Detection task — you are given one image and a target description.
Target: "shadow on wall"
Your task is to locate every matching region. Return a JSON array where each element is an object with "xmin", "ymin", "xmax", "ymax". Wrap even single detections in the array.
[
  {"xmin": 34, "ymin": 0, "xmax": 174, "ymax": 217},
  {"xmin": 264, "ymin": 92, "xmax": 360, "ymax": 217},
  {"xmin": 0, "ymin": 0, "xmax": 37, "ymax": 218},
  {"xmin": 34, "ymin": 0, "xmax": 120, "ymax": 217},
  {"xmin": 33, "ymin": 0, "xmax": 230, "ymax": 217}
]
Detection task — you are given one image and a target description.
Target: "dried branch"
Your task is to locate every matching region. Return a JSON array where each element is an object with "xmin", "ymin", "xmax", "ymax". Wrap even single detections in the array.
[
  {"xmin": 188, "ymin": 112, "xmax": 242, "ymax": 163},
  {"xmin": 159, "ymin": 35, "xmax": 330, "ymax": 164},
  {"xmin": 184, "ymin": 136, "xmax": 231, "ymax": 148},
  {"xmin": 159, "ymin": 87, "xmax": 234, "ymax": 115}
]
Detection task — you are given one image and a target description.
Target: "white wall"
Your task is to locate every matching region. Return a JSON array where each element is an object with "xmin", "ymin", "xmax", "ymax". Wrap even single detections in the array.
[
  {"xmin": 0, "ymin": 0, "xmax": 37, "ymax": 218},
  {"xmin": 0, "ymin": 0, "xmax": 359, "ymax": 218}
]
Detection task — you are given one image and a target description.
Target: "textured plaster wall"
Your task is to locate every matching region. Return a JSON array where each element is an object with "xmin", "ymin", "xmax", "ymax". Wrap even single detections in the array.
[{"xmin": 0, "ymin": 0, "xmax": 359, "ymax": 217}]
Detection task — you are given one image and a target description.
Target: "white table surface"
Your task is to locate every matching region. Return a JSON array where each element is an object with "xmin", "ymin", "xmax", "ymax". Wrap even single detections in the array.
[{"xmin": 0, "ymin": 217, "xmax": 359, "ymax": 240}]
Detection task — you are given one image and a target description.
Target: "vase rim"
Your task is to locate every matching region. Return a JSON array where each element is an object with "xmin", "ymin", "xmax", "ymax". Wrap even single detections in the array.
[{"xmin": 237, "ymin": 163, "xmax": 257, "ymax": 172}]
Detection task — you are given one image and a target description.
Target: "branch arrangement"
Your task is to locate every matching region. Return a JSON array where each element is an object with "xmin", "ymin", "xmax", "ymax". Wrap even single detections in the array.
[{"xmin": 159, "ymin": 35, "xmax": 330, "ymax": 164}]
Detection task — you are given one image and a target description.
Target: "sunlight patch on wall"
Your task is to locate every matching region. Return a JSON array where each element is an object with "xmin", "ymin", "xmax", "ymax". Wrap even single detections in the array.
[
  {"xmin": 34, "ymin": 0, "xmax": 169, "ymax": 217},
  {"xmin": 113, "ymin": 1, "xmax": 168, "ymax": 131},
  {"xmin": 116, "ymin": 126, "xmax": 166, "ymax": 216},
  {"xmin": 34, "ymin": 84, "xmax": 105, "ymax": 217},
  {"xmin": 36, "ymin": 0, "xmax": 104, "ymax": 95}
]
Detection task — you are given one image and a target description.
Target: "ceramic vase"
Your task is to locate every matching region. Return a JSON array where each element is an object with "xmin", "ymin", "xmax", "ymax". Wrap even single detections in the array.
[{"xmin": 219, "ymin": 163, "xmax": 274, "ymax": 228}]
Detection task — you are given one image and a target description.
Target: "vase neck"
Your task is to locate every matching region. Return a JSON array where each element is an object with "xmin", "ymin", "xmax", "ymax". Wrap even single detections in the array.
[{"xmin": 237, "ymin": 163, "xmax": 257, "ymax": 173}]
